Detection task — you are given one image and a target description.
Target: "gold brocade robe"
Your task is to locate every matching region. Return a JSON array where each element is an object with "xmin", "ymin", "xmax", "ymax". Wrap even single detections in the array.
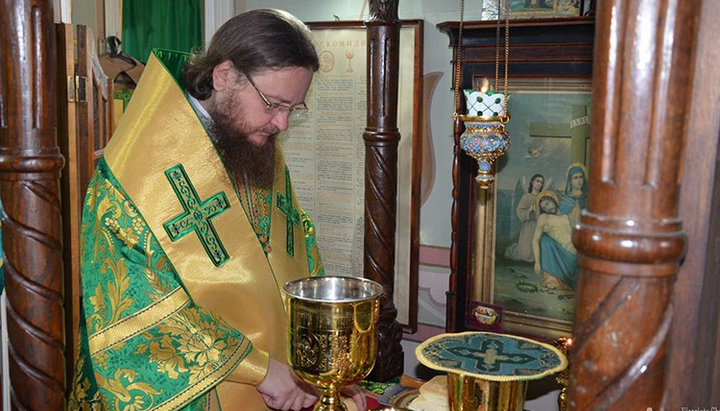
[{"xmin": 69, "ymin": 50, "xmax": 322, "ymax": 410}]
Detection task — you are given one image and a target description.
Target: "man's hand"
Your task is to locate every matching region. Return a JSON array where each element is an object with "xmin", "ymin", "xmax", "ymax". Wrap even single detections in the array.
[
  {"xmin": 341, "ymin": 384, "xmax": 367, "ymax": 411},
  {"xmin": 257, "ymin": 358, "xmax": 317, "ymax": 410}
]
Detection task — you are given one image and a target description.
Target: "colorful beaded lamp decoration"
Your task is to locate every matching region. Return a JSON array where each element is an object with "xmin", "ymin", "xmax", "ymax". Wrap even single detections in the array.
[
  {"xmin": 416, "ymin": 331, "xmax": 567, "ymax": 411},
  {"xmin": 454, "ymin": 0, "xmax": 511, "ymax": 189}
]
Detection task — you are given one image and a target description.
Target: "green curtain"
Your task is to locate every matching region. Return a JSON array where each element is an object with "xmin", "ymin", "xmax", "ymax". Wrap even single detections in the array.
[{"xmin": 122, "ymin": 0, "xmax": 203, "ymax": 64}]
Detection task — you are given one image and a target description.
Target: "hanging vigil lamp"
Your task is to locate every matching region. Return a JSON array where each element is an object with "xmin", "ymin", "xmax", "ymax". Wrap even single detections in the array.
[{"xmin": 454, "ymin": 0, "xmax": 511, "ymax": 189}]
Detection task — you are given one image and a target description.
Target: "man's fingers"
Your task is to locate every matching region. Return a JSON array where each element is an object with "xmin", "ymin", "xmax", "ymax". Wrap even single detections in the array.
[
  {"xmin": 280, "ymin": 396, "xmax": 295, "ymax": 410},
  {"xmin": 353, "ymin": 391, "xmax": 366, "ymax": 411},
  {"xmin": 289, "ymin": 391, "xmax": 308, "ymax": 411},
  {"xmin": 299, "ymin": 379, "xmax": 319, "ymax": 396},
  {"xmin": 339, "ymin": 384, "xmax": 366, "ymax": 411},
  {"xmin": 302, "ymin": 392, "xmax": 317, "ymax": 409},
  {"xmin": 262, "ymin": 394, "xmax": 283, "ymax": 410},
  {"xmin": 261, "ymin": 393, "xmax": 273, "ymax": 405},
  {"xmin": 351, "ymin": 390, "xmax": 366, "ymax": 410},
  {"xmin": 266, "ymin": 387, "xmax": 314, "ymax": 411}
]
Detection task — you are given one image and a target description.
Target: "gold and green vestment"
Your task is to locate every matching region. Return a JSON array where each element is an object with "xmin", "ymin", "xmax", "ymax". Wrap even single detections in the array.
[{"xmin": 68, "ymin": 49, "xmax": 323, "ymax": 410}]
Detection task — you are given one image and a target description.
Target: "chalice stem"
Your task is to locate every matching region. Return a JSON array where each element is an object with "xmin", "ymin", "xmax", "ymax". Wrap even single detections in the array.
[{"xmin": 315, "ymin": 389, "xmax": 346, "ymax": 411}]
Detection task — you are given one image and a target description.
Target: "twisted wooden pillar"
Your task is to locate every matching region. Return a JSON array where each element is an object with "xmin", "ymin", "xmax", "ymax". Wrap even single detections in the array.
[
  {"xmin": 568, "ymin": 0, "xmax": 699, "ymax": 409},
  {"xmin": 0, "ymin": 0, "xmax": 66, "ymax": 408},
  {"xmin": 363, "ymin": 0, "xmax": 404, "ymax": 381}
]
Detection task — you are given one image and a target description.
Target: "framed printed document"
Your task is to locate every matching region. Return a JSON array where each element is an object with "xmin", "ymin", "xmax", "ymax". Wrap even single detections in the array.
[{"xmin": 279, "ymin": 20, "xmax": 423, "ymax": 331}]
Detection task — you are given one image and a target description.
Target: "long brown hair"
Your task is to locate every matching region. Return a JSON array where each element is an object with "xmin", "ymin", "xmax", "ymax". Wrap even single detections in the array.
[{"xmin": 183, "ymin": 9, "xmax": 319, "ymax": 100}]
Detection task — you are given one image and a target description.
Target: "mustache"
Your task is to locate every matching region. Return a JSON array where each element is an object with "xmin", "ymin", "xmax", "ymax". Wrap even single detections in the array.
[{"xmin": 259, "ymin": 125, "xmax": 280, "ymax": 136}]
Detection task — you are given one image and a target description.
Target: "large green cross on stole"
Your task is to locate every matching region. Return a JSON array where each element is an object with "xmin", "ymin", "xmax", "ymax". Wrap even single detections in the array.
[
  {"xmin": 163, "ymin": 164, "xmax": 231, "ymax": 266},
  {"xmin": 276, "ymin": 166, "xmax": 300, "ymax": 257}
]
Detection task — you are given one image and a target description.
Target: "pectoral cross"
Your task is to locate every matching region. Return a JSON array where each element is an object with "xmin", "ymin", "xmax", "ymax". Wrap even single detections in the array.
[
  {"xmin": 276, "ymin": 166, "xmax": 301, "ymax": 257},
  {"xmin": 529, "ymin": 104, "xmax": 590, "ymax": 164},
  {"xmin": 163, "ymin": 164, "xmax": 230, "ymax": 266}
]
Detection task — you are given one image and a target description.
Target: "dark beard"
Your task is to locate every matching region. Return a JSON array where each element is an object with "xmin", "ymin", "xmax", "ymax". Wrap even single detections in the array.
[{"xmin": 207, "ymin": 102, "xmax": 276, "ymax": 188}]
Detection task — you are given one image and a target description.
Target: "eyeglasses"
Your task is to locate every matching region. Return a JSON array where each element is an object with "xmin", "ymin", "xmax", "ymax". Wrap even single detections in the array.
[{"xmin": 240, "ymin": 69, "xmax": 309, "ymax": 121}]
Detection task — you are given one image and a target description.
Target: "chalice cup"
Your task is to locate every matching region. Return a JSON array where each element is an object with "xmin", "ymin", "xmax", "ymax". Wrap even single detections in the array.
[{"xmin": 284, "ymin": 276, "xmax": 383, "ymax": 411}]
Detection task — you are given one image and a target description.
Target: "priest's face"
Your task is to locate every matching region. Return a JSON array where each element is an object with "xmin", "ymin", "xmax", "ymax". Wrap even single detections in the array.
[
  {"xmin": 218, "ymin": 65, "xmax": 313, "ymax": 146},
  {"xmin": 207, "ymin": 65, "xmax": 313, "ymax": 187}
]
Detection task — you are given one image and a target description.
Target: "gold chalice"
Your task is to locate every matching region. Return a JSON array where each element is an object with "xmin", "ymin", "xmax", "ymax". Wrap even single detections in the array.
[{"xmin": 284, "ymin": 276, "xmax": 383, "ymax": 411}]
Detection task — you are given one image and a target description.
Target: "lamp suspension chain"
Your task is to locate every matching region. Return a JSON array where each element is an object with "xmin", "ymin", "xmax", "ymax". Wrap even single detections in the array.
[
  {"xmin": 503, "ymin": 0, "xmax": 510, "ymax": 117},
  {"xmin": 453, "ymin": 0, "xmax": 466, "ymax": 118},
  {"xmin": 494, "ymin": 0, "xmax": 501, "ymax": 92},
  {"xmin": 495, "ymin": 0, "xmax": 511, "ymax": 117},
  {"xmin": 454, "ymin": 0, "xmax": 510, "ymax": 118}
]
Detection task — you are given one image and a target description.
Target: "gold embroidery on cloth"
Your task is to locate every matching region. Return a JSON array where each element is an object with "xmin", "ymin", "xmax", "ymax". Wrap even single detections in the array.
[
  {"xmin": 137, "ymin": 309, "xmax": 240, "ymax": 384},
  {"xmin": 153, "ymin": 338, "xmax": 252, "ymax": 411},
  {"xmin": 94, "ymin": 368, "xmax": 163, "ymax": 409},
  {"xmin": 89, "ymin": 287, "xmax": 190, "ymax": 355},
  {"xmin": 69, "ymin": 352, "xmax": 106, "ymax": 410}
]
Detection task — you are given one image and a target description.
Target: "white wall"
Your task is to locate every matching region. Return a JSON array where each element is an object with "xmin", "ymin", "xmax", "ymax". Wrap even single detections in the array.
[
  {"xmin": 204, "ymin": 0, "xmax": 235, "ymax": 48},
  {"xmin": 242, "ymin": 0, "xmax": 489, "ymax": 249},
  {"xmin": 72, "ymin": 0, "xmax": 100, "ymax": 38}
]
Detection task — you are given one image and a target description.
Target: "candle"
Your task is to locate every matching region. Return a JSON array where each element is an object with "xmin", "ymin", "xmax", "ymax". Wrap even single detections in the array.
[{"xmin": 479, "ymin": 77, "xmax": 491, "ymax": 93}]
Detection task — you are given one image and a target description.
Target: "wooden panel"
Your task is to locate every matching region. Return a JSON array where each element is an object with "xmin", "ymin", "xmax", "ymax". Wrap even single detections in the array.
[
  {"xmin": 76, "ymin": 25, "xmax": 100, "ymax": 203},
  {"xmin": 663, "ymin": 0, "xmax": 720, "ymax": 406},
  {"xmin": 98, "ymin": 76, "xmax": 113, "ymax": 160},
  {"xmin": 462, "ymin": 43, "xmax": 594, "ymax": 64},
  {"xmin": 57, "ymin": 22, "xmax": 114, "ymax": 393},
  {"xmin": 56, "ymin": 22, "xmax": 83, "ymax": 393}
]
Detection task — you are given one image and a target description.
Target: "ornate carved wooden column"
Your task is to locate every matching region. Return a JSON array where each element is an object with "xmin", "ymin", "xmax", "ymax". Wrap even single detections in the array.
[
  {"xmin": 568, "ymin": 0, "xmax": 699, "ymax": 409},
  {"xmin": 363, "ymin": 0, "xmax": 404, "ymax": 381},
  {"xmin": 0, "ymin": 0, "xmax": 66, "ymax": 408}
]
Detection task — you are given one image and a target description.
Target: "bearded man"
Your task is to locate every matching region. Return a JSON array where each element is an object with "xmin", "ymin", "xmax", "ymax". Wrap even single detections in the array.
[
  {"xmin": 532, "ymin": 191, "xmax": 578, "ymax": 290},
  {"xmin": 69, "ymin": 9, "xmax": 364, "ymax": 411}
]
